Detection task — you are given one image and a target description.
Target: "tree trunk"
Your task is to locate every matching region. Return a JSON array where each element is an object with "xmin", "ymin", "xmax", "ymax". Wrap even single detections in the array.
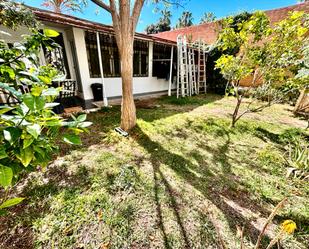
[
  {"xmin": 231, "ymin": 95, "xmax": 242, "ymax": 128},
  {"xmin": 119, "ymin": 40, "xmax": 136, "ymax": 131},
  {"xmin": 294, "ymin": 89, "xmax": 305, "ymax": 113}
]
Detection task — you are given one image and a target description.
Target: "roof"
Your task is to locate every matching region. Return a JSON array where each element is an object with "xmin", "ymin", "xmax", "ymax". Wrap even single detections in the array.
[
  {"xmin": 152, "ymin": 2, "xmax": 309, "ymax": 44},
  {"xmin": 30, "ymin": 7, "xmax": 177, "ymax": 46}
]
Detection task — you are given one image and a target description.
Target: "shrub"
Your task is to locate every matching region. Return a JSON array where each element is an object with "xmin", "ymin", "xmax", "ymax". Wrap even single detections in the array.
[{"xmin": 0, "ymin": 3, "xmax": 91, "ymax": 214}]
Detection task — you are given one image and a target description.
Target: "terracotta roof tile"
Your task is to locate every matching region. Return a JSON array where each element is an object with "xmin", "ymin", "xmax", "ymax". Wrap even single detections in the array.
[{"xmin": 152, "ymin": 2, "xmax": 309, "ymax": 44}]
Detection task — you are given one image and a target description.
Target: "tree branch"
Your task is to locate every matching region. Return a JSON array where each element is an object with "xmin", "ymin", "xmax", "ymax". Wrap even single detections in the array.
[
  {"xmin": 109, "ymin": 0, "xmax": 122, "ymax": 48},
  {"xmin": 90, "ymin": 0, "xmax": 111, "ymax": 12},
  {"xmin": 131, "ymin": 0, "xmax": 145, "ymax": 33}
]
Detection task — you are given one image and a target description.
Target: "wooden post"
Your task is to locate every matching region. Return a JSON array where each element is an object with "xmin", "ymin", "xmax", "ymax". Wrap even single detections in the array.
[
  {"xmin": 168, "ymin": 46, "xmax": 174, "ymax": 96},
  {"xmin": 96, "ymin": 32, "xmax": 108, "ymax": 107}
]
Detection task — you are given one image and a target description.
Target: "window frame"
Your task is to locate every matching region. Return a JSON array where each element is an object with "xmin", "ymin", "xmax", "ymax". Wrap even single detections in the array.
[
  {"xmin": 85, "ymin": 31, "xmax": 149, "ymax": 78},
  {"xmin": 133, "ymin": 39, "xmax": 149, "ymax": 77}
]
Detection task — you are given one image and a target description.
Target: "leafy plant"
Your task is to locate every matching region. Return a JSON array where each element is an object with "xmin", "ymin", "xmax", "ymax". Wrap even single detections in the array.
[
  {"xmin": 286, "ymin": 141, "xmax": 309, "ymax": 172},
  {"xmin": 145, "ymin": 8, "xmax": 172, "ymax": 34},
  {"xmin": 0, "ymin": 0, "xmax": 38, "ymax": 30},
  {"xmin": 215, "ymin": 11, "xmax": 308, "ymax": 127},
  {"xmin": 0, "ymin": 5, "xmax": 91, "ymax": 214}
]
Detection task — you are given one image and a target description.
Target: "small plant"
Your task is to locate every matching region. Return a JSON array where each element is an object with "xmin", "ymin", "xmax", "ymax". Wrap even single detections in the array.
[
  {"xmin": 285, "ymin": 141, "xmax": 309, "ymax": 179},
  {"xmin": 239, "ymin": 198, "xmax": 297, "ymax": 249}
]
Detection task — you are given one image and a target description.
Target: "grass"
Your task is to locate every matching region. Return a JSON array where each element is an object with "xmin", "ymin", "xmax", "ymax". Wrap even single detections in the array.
[{"xmin": 0, "ymin": 94, "xmax": 308, "ymax": 249}]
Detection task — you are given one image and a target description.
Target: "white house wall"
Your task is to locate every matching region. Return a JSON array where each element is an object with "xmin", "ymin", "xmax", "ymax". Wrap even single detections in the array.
[
  {"xmin": 72, "ymin": 27, "xmax": 176, "ymax": 101},
  {"xmin": 1, "ymin": 24, "xmax": 176, "ymax": 103}
]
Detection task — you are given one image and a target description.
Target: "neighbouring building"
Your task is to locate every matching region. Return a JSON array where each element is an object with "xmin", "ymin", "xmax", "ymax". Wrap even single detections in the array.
[{"xmin": 153, "ymin": 2, "xmax": 309, "ymax": 44}]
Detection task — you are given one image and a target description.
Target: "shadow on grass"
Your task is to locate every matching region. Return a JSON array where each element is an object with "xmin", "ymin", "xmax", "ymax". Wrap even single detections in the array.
[
  {"xmin": 132, "ymin": 124, "xmax": 270, "ymax": 247},
  {"xmin": 0, "ymin": 163, "xmax": 93, "ymax": 249}
]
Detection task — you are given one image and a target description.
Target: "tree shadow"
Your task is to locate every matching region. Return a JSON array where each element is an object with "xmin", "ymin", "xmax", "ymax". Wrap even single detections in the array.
[
  {"xmin": 153, "ymin": 165, "xmax": 191, "ymax": 248},
  {"xmin": 132, "ymin": 125, "xmax": 272, "ymax": 247},
  {"xmin": 0, "ymin": 163, "xmax": 93, "ymax": 249}
]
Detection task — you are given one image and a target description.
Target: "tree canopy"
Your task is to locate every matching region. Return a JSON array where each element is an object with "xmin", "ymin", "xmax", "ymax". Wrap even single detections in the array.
[
  {"xmin": 175, "ymin": 11, "xmax": 194, "ymax": 28},
  {"xmin": 41, "ymin": 0, "xmax": 87, "ymax": 13},
  {"xmin": 200, "ymin": 12, "xmax": 216, "ymax": 24},
  {"xmin": 145, "ymin": 8, "xmax": 172, "ymax": 34},
  {"xmin": 215, "ymin": 11, "xmax": 308, "ymax": 127}
]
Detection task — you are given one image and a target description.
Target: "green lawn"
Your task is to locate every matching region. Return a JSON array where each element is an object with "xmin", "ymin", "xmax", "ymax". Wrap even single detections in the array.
[{"xmin": 1, "ymin": 94, "xmax": 308, "ymax": 249}]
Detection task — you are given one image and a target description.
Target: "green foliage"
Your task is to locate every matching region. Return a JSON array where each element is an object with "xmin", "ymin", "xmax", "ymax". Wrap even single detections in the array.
[
  {"xmin": 215, "ymin": 11, "xmax": 308, "ymax": 126},
  {"xmin": 145, "ymin": 8, "xmax": 172, "ymax": 34},
  {"xmin": 0, "ymin": 0, "xmax": 38, "ymax": 30},
  {"xmin": 175, "ymin": 11, "xmax": 194, "ymax": 28},
  {"xmin": 285, "ymin": 139, "xmax": 309, "ymax": 172},
  {"xmin": 0, "ymin": 6, "xmax": 91, "ymax": 213},
  {"xmin": 200, "ymin": 12, "xmax": 216, "ymax": 24},
  {"xmin": 215, "ymin": 55, "xmax": 252, "ymax": 85},
  {"xmin": 207, "ymin": 12, "xmax": 252, "ymax": 94}
]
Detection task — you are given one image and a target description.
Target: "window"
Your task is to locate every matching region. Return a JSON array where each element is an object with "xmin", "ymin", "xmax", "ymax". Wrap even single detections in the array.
[
  {"xmin": 152, "ymin": 43, "xmax": 172, "ymax": 77},
  {"xmin": 99, "ymin": 33, "xmax": 121, "ymax": 77},
  {"xmin": 85, "ymin": 31, "xmax": 101, "ymax": 78},
  {"xmin": 42, "ymin": 32, "xmax": 71, "ymax": 78},
  {"xmin": 85, "ymin": 31, "xmax": 120, "ymax": 78},
  {"xmin": 85, "ymin": 32, "xmax": 149, "ymax": 78},
  {"xmin": 133, "ymin": 40, "xmax": 149, "ymax": 77}
]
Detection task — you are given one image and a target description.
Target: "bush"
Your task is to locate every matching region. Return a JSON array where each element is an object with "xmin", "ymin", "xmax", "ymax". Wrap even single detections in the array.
[
  {"xmin": 0, "ymin": 3, "xmax": 91, "ymax": 214},
  {"xmin": 207, "ymin": 12, "xmax": 252, "ymax": 94}
]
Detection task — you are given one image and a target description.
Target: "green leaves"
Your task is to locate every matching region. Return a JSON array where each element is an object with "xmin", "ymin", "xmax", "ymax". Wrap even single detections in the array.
[
  {"xmin": 43, "ymin": 29, "xmax": 59, "ymax": 38},
  {"xmin": 0, "ymin": 15, "xmax": 91, "ymax": 213},
  {"xmin": 0, "ymin": 148, "xmax": 8, "ymax": 160},
  {"xmin": 3, "ymin": 127, "xmax": 21, "ymax": 144},
  {"xmin": 26, "ymin": 124, "xmax": 41, "ymax": 139},
  {"xmin": 0, "ymin": 165, "xmax": 13, "ymax": 189},
  {"xmin": 0, "ymin": 197, "xmax": 25, "ymax": 209},
  {"xmin": 63, "ymin": 134, "xmax": 81, "ymax": 145},
  {"xmin": 16, "ymin": 147, "xmax": 34, "ymax": 167},
  {"xmin": 77, "ymin": 114, "xmax": 87, "ymax": 122},
  {"xmin": 22, "ymin": 94, "xmax": 45, "ymax": 111},
  {"xmin": 0, "ymin": 83, "xmax": 22, "ymax": 99}
]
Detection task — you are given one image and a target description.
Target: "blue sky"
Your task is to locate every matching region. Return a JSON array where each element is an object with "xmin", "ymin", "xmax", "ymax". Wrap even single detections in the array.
[{"xmin": 22, "ymin": 0, "xmax": 299, "ymax": 32}]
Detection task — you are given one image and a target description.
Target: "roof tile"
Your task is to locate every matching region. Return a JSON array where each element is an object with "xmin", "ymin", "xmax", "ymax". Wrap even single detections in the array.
[{"xmin": 152, "ymin": 2, "xmax": 309, "ymax": 43}]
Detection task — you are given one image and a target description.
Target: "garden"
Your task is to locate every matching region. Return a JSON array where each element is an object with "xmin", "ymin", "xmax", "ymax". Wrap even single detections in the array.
[
  {"xmin": 1, "ymin": 95, "xmax": 309, "ymax": 248},
  {"xmin": 0, "ymin": 1, "xmax": 308, "ymax": 249}
]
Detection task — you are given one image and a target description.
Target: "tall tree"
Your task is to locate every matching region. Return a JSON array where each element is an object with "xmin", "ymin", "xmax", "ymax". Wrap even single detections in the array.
[
  {"xmin": 90, "ymin": 0, "xmax": 184, "ymax": 131},
  {"xmin": 176, "ymin": 11, "xmax": 194, "ymax": 28},
  {"xmin": 42, "ymin": 0, "xmax": 87, "ymax": 13},
  {"xmin": 200, "ymin": 12, "xmax": 216, "ymax": 24},
  {"xmin": 145, "ymin": 8, "xmax": 172, "ymax": 34}
]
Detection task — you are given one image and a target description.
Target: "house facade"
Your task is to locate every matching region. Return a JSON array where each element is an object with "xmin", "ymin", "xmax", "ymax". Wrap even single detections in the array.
[
  {"xmin": 2, "ymin": 3, "xmax": 308, "ymax": 108},
  {"xmin": 0, "ymin": 7, "xmax": 177, "ymax": 108}
]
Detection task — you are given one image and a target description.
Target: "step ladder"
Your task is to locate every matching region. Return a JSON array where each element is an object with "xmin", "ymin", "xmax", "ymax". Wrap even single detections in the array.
[
  {"xmin": 177, "ymin": 35, "xmax": 190, "ymax": 98},
  {"xmin": 188, "ymin": 48, "xmax": 197, "ymax": 95},
  {"xmin": 197, "ymin": 41, "xmax": 207, "ymax": 94}
]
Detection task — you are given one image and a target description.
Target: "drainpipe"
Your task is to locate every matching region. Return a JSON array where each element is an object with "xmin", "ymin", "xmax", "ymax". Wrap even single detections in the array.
[
  {"xmin": 96, "ymin": 32, "xmax": 108, "ymax": 107},
  {"xmin": 168, "ymin": 46, "xmax": 174, "ymax": 96}
]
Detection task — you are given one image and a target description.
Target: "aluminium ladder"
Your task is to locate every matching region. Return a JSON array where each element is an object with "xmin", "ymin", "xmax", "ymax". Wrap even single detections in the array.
[
  {"xmin": 197, "ymin": 40, "xmax": 207, "ymax": 94},
  {"xmin": 177, "ymin": 35, "xmax": 190, "ymax": 98},
  {"xmin": 188, "ymin": 48, "xmax": 197, "ymax": 95}
]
